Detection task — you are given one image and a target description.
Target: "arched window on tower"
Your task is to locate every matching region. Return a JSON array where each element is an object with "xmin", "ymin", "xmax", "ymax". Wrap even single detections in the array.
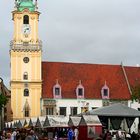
[
  {"xmin": 23, "ymin": 72, "xmax": 28, "ymax": 80},
  {"xmin": 23, "ymin": 100, "xmax": 30, "ymax": 117},
  {"xmin": 24, "ymin": 89, "xmax": 29, "ymax": 96},
  {"xmin": 23, "ymin": 15, "xmax": 29, "ymax": 24}
]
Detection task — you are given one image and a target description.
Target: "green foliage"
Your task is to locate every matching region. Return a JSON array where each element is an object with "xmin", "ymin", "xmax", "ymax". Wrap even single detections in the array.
[
  {"xmin": 131, "ymin": 85, "xmax": 140, "ymax": 102},
  {"xmin": 0, "ymin": 94, "xmax": 8, "ymax": 111}
]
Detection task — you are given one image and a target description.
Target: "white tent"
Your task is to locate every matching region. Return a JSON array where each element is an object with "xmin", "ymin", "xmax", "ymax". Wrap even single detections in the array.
[
  {"xmin": 68, "ymin": 116, "xmax": 81, "ymax": 127},
  {"xmin": 43, "ymin": 115, "xmax": 69, "ymax": 128}
]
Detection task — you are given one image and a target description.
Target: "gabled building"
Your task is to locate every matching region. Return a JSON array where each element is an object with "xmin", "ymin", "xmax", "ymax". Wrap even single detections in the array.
[
  {"xmin": 9, "ymin": 0, "xmax": 140, "ymax": 125},
  {"xmin": 42, "ymin": 62, "xmax": 133, "ymax": 116}
]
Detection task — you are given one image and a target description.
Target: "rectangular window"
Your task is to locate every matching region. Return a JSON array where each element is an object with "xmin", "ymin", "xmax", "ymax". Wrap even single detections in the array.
[
  {"xmin": 46, "ymin": 107, "xmax": 54, "ymax": 115},
  {"xmin": 55, "ymin": 88, "xmax": 60, "ymax": 96},
  {"xmin": 70, "ymin": 107, "xmax": 77, "ymax": 116},
  {"xmin": 103, "ymin": 89, "xmax": 108, "ymax": 96},
  {"xmin": 78, "ymin": 88, "xmax": 83, "ymax": 96},
  {"xmin": 60, "ymin": 107, "xmax": 66, "ymax": 116}
]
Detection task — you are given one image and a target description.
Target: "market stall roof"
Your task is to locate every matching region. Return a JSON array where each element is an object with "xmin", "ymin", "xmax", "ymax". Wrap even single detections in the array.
[
  {"xmin": 68, "ymin": 116, "xmax": 81, "ymax": 127},
  {"xmin": 86, "ymin": 103, "xmax": 140, "ymax": 117},
  {"xmin": 80, "ymin": 115, "xmax": 102, "ymax": 126},
  {"xmin": 43, "ymin": 115, "xmax": 69, "ymax": 128},
  {"xmin": 35, "ymin": 116, "xmax": 46, "ymax": 128}
]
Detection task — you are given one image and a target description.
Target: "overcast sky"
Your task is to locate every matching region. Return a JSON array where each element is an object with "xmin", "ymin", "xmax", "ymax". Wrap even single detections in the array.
[{"xmin": 0, "ymin": 0, "xmax": 140, "ymax": 86}]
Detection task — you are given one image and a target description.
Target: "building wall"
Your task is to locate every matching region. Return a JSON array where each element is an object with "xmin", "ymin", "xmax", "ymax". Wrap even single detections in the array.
[{"xmin": 43, "ymin": 99, "xmax": 102, "ymax": 116}]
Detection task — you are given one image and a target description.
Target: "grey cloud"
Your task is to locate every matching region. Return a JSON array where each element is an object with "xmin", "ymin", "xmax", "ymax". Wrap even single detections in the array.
[{"xmin": 1, "ymin": 0, "xmax": 140, "ymax": 86}]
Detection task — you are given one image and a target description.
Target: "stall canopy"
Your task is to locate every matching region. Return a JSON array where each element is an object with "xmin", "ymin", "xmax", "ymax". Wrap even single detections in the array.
[
  {"xmin": 68, "ymin": 116, "xmax": 81, "ymax": 127},
  {"xmin": 86, "ymin": 103, "xmax": 140, "ymax": 117},
  {"xmin": 84, "ymin": 103, "xmax": 140, "ymax": 130},
  {"xmin": 35, "ymin": 116, "xmax": 46, "ymax": 128},
  {"xmin": 80, "ymin": 115, "xmax": 102, "ymax": 126},
  {"xmin": 43, "ymin": 115, "xmax": 69, "ymax": 128}
]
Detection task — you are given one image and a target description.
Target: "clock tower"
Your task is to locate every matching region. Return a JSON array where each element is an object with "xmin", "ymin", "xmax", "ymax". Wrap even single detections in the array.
[{"xmin": 10, "ymin": 0, "xmax": 42, "ymax": 119}]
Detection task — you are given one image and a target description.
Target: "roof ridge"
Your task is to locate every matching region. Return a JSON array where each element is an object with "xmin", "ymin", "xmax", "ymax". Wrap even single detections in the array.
[
  {"xmin": 121, "ymin": 63, "xmax": 132, "ymax": 95},
  {"xmin": 42, "ymin": 61, "xmax": 122, "ymax": 67}
]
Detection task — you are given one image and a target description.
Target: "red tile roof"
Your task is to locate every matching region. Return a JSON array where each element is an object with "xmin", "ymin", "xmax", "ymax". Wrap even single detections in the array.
[{"xmin": 42, "ymin": 62, "xmax": 131, "ymax": 100}]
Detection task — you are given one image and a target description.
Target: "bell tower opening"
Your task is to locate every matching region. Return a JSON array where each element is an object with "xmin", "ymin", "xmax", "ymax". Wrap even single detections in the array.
[{"xmin": 23, "ymin": 15, "xmax": 29, "ymax": 24}]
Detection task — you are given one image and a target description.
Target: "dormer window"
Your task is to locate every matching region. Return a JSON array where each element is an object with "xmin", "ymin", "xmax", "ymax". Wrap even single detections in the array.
[
  {"xmin": 78, "ymin": 88, "xmax": 83, "ymax": 96},
  {"xmin": 103, "ymin": 89, "xmax": 108, "ymax": 96},
  {"xmin": 55, "ymin": 87, "xmax": 60, "ymax": 96},
  {"xmin": 23, "ymin": 15, "xmax": 29, "ymax": 24},
  {"xmin": 53, "ymin": 80, "xmax": 62, "ymax": 98},
  {"xmin": 76, "ymin": 80, "xmax": 84, "ymax": 99},
  {"xmin": 101, "ymin": 81, "xmax": 109, "ymax": 99}
]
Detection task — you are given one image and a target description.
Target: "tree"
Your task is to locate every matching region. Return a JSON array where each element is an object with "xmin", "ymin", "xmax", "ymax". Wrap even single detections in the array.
[
  {"xmin": 0, "ymin": 94, "xmax": 8, "ymax": 112},
  {"xmin": 131, "ymin": 84, "xmax": 140, "ymax": 103}
]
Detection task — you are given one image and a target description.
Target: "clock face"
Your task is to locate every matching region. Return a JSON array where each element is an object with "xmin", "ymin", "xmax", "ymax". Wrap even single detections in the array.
[{"xmin": 22, "ymin": 24, "xmax": 31, "ymax": 35}]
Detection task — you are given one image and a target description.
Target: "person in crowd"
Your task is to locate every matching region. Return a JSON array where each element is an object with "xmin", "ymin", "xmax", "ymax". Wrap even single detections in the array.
[
  {"xmin": 125, "ymin": 132, "xmax": 131, "ymax": 140},
  {"xmin": 119, "ymin": 131, "xmax": 125, "ymax": 140},
  {"xmin": 103, "ymin": 130, "xmax": 112, "ymax": 140},
  {"xmin": 67, "ymin": 128, "xmax": 74, "ymax": 140},
  {"xmin": 0, "ymin": 131, "xmax": 3, "ymax": 140},
  {"xmin": 20, "ymin": 129, "xmax": 27, "ymax": 140},
  {"xmin": 11, "ymin": 130, "xmax": 17, "ymax": 140},
  {"xmin": 16, "ymin": 130, "xmax": 21, "ymax": 140},
  {"xmin": 131, "ymin": 131, "xmax": 137, "ymax": 140},
  {"xmin": 74, "ymin": 127, "xmax": 79, "ymax": 140},
  {"xmin": 6, "ymin": 133, "xmax": 12, "ymax": 140},
  {"xmin": 25, "ymin": 130, "xmax": 38, "ymax": 140}
]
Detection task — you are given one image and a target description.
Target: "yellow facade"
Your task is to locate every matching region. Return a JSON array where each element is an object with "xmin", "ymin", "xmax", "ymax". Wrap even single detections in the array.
[{"xmin": 10, "ymin": 9, "xmax": 42, "ymax": 120}]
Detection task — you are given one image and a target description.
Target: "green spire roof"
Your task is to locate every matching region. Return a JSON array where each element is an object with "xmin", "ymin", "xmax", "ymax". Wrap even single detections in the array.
[{"xmin": 17, "ymin": 0, "xmax": 35, "ymax": 12}]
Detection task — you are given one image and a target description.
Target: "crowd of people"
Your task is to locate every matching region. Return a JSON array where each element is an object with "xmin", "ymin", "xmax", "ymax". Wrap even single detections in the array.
[
  {"xmin": 1, "ymin": 127, "xmax": 140, "ymax": 140},
  {"xmin": 0, "ymin": 129, "xmax": 39, "ymax": 140},
  {"xmin": 100, "ymin": 129, "xmax": 140, "ymax": 140},
  {"xmin": 0, "ymin": 127, "xmax": 79, "ymax": 140}
]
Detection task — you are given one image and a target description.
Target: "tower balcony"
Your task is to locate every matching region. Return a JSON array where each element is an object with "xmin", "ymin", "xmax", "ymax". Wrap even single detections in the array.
[{"xmin": 10, "ymin": 40, "xmax": 42, "ymax": 52}]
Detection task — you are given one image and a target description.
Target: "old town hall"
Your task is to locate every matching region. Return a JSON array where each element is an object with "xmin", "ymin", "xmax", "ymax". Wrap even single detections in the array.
[{"xmin": 10, "ymin": 0, "xmax": 140, "ymax": 122}]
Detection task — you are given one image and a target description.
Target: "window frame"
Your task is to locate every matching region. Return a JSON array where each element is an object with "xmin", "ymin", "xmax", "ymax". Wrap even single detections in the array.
[
  {"xmin": 53, "ymin": 84, "xmax": 62, "ymax": 99},
  {"xmin": 46, "ymin": 107, "xmax": 54, "ymax": 115},
  {"xmin": 101, "ymin": 84, "xmax": 109, "ymax": 99},
  {"xmin": 59, "ymin": 107, "xmax": 66, "ymax": 116},
  {"xmin": 70, "ymin": 107, "xmax": 77, "ymax": 116},
  {"xmin": 24, "ymin": 89, "xmax": 29, "ymax": 96},
  {"xmin": 76, "ymin": 84, "xmax": 84, "ymax": 99}
]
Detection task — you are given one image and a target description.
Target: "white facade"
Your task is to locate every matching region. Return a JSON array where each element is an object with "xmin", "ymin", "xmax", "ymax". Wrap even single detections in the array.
[
  {"xmin": 56, "ymin": 99, "xmax": 102, "ymax": 115},
  {"xmin": 43, "ymin": 99, "xmax": 102, "ymax": 116}
]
